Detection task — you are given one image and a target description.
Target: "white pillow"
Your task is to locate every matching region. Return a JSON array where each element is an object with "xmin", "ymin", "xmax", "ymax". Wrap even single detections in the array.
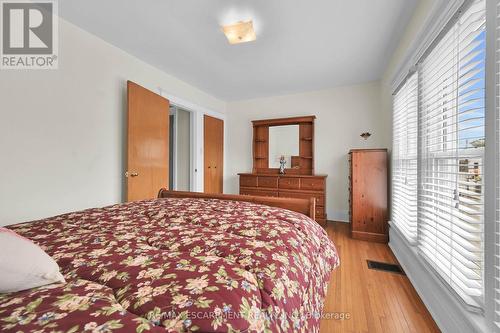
[{"xmin": 0, "ymin": 227, "xmax": 65, "ymax": 293}]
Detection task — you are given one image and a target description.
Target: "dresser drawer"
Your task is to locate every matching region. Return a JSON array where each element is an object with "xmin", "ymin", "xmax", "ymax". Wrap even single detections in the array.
[
  {"xmin": 258, "ymin": 176, "xmax": 278, "ymax": 189},
  {"xmin": 315, "ymin": 206, "xmax": 325, "ymax": 219},
  {"xmin": 312, "ymin": 194, "xmax": 325, "ymax": 207},
  {"xmin": 240, "ymin": 188, "xmax": 279, "ymax": 197},
  {"xmin": 279, "ymin": 177, "xmax": 300, "ymax": 189},
  {"xmin": 300, "ymin": 178, "xmax": 325, "ymax": 190},
  {"xmin": 240, "ymin": 175, "xmax": 258, "ymax": 187},
  {"xmin": 279, "ymin": 191, "xmax": 325, "ymax": 207}
]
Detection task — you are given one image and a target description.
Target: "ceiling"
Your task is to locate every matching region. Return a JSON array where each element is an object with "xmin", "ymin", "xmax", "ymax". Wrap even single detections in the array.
[{"xmin": 59, "ymin": 0, "xmax": 418, "ymax": 101}]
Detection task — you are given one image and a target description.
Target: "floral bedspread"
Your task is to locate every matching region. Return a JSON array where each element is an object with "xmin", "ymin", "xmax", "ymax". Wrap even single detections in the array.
[{"xmin": 0, "ymin": 198, "xmax": 339, "ymax": 333}]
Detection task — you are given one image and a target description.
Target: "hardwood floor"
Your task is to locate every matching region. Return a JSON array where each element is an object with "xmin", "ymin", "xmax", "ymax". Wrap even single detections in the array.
[{"xmin": 320, "ymin": 222, "xmax": 440, "ymax": 333}]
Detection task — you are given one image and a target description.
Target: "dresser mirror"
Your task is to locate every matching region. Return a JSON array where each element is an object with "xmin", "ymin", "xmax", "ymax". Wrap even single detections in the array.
[
  {"xmin": 268, "ymin": 125, "xmax": 299, "ymax": 168},
  {"xmin": 240, "ymin": 115, "xmax": 328, "ymax": 225},
  {"xmin": 252, "ymin": 116, "xmax": 315, "ymax": 175}
]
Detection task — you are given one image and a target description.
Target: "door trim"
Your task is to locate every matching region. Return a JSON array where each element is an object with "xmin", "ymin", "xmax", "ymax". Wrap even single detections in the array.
[{"xmin": 159, "ymin": 92, "xmax": 225, "ymax": 193}]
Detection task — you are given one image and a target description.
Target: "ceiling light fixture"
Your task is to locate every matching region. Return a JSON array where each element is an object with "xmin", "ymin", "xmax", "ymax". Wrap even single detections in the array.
[{"xmin": 222, "ymin": 20, "xmax": 256, "ymax": 45}]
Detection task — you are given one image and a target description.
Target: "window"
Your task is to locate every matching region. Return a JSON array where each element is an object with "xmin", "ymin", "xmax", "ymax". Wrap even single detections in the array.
[
  {"xmin": 417, "ymin": 0, "xmax": 485, "ymax": 307},
  {"xmin": 392, "ymin": 72, "xmax": 418, "ymax": 243},
  {"xmin": 391, "ymin": 0, "xmax": 486, "ymax": 308}
]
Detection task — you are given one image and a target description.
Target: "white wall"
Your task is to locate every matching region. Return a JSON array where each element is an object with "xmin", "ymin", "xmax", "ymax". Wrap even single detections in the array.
[
  {"xmin": 0, "ymin": 18, "xmax": 225, "ymax": 226},
  {"xmin": 224, "ymin": 82, "xmax": 390, "ymax": 221},
  {"xmin": 380, "ymin": 0, "xmax": 435, "ymax": 128},
  {"xmin": 381, "ymin": 0, "xmax": 435, "ymax": 85}
]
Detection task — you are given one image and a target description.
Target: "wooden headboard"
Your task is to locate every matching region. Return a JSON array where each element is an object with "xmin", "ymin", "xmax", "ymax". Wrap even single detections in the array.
[{"xmin": 158, "ymin": 189, "xmax": 316, "ymax": 220}]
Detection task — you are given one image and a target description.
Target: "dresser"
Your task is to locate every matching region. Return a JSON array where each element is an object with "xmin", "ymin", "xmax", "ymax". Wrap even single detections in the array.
[
  {"xmin": 238, "ymin": 115, "xmax": 327, "ymax": 227},
  {"xmin": 239, "ymin": 173, "xmax": 327, "ymax": 225},
  {"xmin": 349, "ymin": 149, "xmax": 388, "ymax": 242}
]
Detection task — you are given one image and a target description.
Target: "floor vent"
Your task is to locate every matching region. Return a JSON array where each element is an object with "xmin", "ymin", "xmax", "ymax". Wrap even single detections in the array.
[{"xmin": 367, "ymin": 260, "xmax": 405, "ymax": 275}]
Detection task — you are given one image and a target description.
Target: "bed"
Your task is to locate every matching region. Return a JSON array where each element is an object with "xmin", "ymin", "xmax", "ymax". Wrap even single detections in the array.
[{"xmin": 0, "ymin": 191, "xmax": 339, "ymax": 333}]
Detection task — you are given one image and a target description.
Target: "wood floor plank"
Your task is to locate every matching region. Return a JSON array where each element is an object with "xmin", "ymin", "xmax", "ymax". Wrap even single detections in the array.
[{"xmin": 319, "ymin": 222, "xmax": 441, "ymax": 333}]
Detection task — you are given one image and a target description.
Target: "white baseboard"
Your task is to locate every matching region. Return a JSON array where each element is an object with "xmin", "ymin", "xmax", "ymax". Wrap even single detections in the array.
[{"xmin": 388, "ymin": 224, "xmax": 489, "ymax": 333}]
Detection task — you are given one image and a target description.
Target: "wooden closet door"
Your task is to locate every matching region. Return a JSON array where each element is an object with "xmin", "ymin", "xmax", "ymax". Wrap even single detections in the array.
[
  {"xmin": 127, "ymin": 81, "xmax": 169, "ymax": 201},
  {"xmin": 204, "ymin": 115, "xmax": 224, "ymax": 193}
]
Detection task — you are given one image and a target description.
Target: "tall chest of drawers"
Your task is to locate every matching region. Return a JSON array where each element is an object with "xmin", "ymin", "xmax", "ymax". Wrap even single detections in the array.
[
  {"xmin": 238, "ymin": 173, "xmax": 327, "ymax": 226},
  {"xmin": 348, "ymin": 149, "xmax": 388, "ymax": 242}
]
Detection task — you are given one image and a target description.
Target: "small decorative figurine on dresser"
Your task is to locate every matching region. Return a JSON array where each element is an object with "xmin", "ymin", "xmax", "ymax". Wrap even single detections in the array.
[{"xmin": 279, "ymin": 155, "xmax": 286, "ymax": 174}]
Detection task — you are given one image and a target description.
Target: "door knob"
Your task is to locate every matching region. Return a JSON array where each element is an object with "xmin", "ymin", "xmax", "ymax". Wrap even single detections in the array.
[{"xmin": 125, "ymin": 171, "xmax": 139, "ymax": 177}]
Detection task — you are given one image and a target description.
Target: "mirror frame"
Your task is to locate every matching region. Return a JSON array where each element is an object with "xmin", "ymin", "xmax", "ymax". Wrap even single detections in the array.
[{"xmin": 251, "ymin": 116, "xmax": 315, "ymax": 175}]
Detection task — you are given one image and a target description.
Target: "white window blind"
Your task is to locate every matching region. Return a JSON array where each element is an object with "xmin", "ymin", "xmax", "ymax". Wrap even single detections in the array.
[
  {"xmin": 418, "ymin": 0, "xmax": 485, "ymax": 307},
  {"xmin": 495, "ymin": 0, "xmax": 500, "ymax": 328},
  {"xmin": 392, "ymin": 72, "xmax": 419, "ymax": 243}
]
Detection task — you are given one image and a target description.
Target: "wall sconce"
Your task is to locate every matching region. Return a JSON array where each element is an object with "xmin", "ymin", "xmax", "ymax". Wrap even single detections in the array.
[{"xmin": 360, "ymin": 132, "xmax": 372, "ymax": 140}]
